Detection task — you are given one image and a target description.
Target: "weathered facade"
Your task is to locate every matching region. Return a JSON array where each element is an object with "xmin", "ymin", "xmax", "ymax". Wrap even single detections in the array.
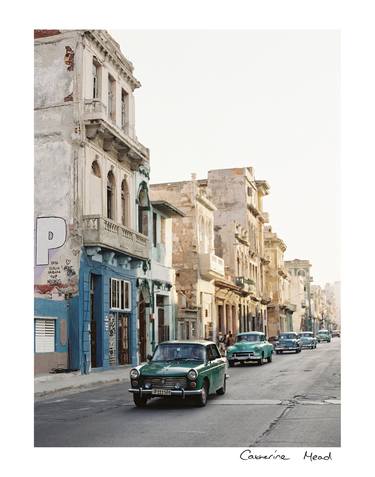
[
  {"xmin": 149, "ymin": 200, "xmax": 185, "ymax": 350},
  {"xmin": 150, "ymin": 175, "xmax": 225, "ymax": 341},
  {"xmin": 284, "ymin": 259, "xmax": 314, "ymax": 332},
  {"xmin": 204, "ymin": 167, "xmax": 271, "ymax": 337},
  {"xmin": 264, "ymin": 226, "xmax": 296, "ymax": 337},
  {"xmin": 34, "ymin": 30, "xmax": 152, "ymax": 374}
]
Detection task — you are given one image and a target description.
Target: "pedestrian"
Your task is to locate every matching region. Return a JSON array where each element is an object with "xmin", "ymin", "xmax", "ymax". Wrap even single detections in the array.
[
  {"xmin": 226, "ymin": 331, "xmax": 235, "ymax": 347},
  {"xmin": 217, "ymin": 331, "xmax": 226, "ymax": 356}
]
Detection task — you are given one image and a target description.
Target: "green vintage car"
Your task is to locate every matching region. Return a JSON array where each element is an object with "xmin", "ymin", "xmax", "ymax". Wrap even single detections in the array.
[
  {"xmin": 317, "ymin": 329, "xmax": 332, "ymax": 343},
  {"xmin": 226, "ymin": 331, "xmax": 274, "ymax": 367},
  {"xmin": 128, "ymin": 340, "xmax": 227, "ymax": 407}
]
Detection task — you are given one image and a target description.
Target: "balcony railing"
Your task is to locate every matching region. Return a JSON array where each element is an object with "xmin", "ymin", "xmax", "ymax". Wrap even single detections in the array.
[
  {"xmin": 235, "ymin": 276, "xmax": 256, "ymax": 294},
  {"xmin": 199, "ymin": 253, "xmax": 225, "ymax": 280},
  {"xmin": 82, "ymin": 215, "xmax": 149, "ymax": 260},
  {"xmin": 83, "ymin": 99, "xmax": 149, "ymax": 165}
]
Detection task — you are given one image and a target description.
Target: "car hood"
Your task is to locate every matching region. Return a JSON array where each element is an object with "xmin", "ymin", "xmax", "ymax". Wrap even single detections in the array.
[
  {"xmin": 279, "ymin": 339, "xmax": 298, "ymax": 345},
  {"xmin": 301, "ymin": 336, "xmax": 314, "ymax": 341},
  {"xmin": 140, "ymin": 361, "xmax": 204, "ymax": 377},
  {"xmin": 229, "ymin": 342, "xmax": 261, "ymax": 351}
]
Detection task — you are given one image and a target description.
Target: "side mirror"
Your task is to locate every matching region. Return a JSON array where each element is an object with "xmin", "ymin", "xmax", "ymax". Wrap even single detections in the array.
[{"xmin": 147, "ymin": 354, "xmax": 153, "ymax": 362}]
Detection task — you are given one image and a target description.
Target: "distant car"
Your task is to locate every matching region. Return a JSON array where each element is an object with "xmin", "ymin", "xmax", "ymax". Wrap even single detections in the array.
[
  {"xmin": 299, "ymin": 331, "xmax": 317, "ymax": 349},
  {"xmin": 275, "ymin": 332, "xmax": 302, "ymax": 354},
  {"xmin": 226, "ymin": 332, "xmax": 274, "ymax": 367},
  {"xmin": 331, "ymin": 330, "xmax": 340, "ymax": 338},
  {"xmin": 317, "ymin": 330, "xmax": 331, "ymax": 343},
  {"xmin": 128, "ymin": 340, "xmax": 227, "ymax": 407}
]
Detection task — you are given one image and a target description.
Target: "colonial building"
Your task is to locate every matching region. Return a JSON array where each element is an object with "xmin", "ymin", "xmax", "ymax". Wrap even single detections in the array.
[
  {"xmin": 150, "ymin": 175, "xmax": 225, "ymax": 341},
  {"xmin": 149, "ymin": 199, "xmax": 185, "ymax": 351},
  {"xmin": 284, "ymin": 259, "xmax": 314, "ymax": 332},
  {"xmin": 204, "ymin": 167, "xmax": 271, "ymax": 337},
  {"xmin": 264, "ymin": 226, "xmax": 296, "ymax": 336},
  {"xmin": 34, "ymin": 30, "xmax": 152, "ymax": 374}
]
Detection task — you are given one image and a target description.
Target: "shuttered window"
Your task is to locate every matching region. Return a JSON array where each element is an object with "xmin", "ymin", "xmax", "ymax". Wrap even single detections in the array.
[
  {"xmin": 35, "ymin": 319, "xmax": 55, "ymax": 353},
  {"xmin": 110, "ymin": 278, "xmax": 131, "ymax": 311}
]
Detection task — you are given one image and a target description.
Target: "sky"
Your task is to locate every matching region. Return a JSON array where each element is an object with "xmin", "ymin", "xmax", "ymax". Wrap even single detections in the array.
[{"xmin": 112, "ymin": 30, "xmax": 340, "ymax": 286}]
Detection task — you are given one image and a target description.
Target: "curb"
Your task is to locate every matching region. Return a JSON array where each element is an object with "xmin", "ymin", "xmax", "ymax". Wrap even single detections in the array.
[{"xmin": 34, "ymin": 376, "xmax": 130, "ymax": 400}]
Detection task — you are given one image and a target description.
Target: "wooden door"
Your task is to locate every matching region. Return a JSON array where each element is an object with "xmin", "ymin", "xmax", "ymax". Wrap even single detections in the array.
[{"xmin": 118, "ymin": 314, "xmax": 130, "ymax": 365}]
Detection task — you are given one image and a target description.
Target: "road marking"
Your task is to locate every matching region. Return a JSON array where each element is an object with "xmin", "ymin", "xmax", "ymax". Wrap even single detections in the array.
[
  {"xmin": 88, "ymin": 399, "xmax": 108, "ymax": 403},
  {"xmin": 48, "ymin": 398, "xmax": 69, "ymax": 403}
]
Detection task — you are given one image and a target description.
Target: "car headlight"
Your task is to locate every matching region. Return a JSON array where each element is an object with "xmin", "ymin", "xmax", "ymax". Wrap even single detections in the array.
[
  {"xmin": 130, "ymin": 368, "xmax": 139, "ymax": 380},
  {"xmin": 227, "ymin": 346, "xmax": 235, "ymax": 352},
  {"xmin": 187, "ymin": 369, "xmax": 198, "ymax": 381}
]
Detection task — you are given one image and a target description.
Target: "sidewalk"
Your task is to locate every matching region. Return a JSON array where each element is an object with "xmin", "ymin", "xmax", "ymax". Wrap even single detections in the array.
[{"xmin": 34, "ymin": 367, "xmax": 131, "ymax": 400}]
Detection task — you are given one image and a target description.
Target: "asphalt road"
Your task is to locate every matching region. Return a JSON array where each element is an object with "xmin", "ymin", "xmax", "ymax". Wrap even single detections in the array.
[{"xmin": 34, "ymin": 338, "xmax": 341, "ymax": 447}]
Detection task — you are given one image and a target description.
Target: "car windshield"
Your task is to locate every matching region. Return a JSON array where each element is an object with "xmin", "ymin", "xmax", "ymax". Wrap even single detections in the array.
[
  {"xmin": 318, "ymin": 331, "xmax": 329, "ymax": 335},
  {"xmin": 152, "ymin": 344, "xmax": 205, "ymax": 362},
  {"xmin": 280, "ymin": 334, "xmax": 297, "ymax": 340},
  {"xmin": 300, "ymin": 333, "xmax": 313, "ymax": 337},
  {"xmin": 237, "ymin": 334, "xmax": 261, "ymax": 342}
]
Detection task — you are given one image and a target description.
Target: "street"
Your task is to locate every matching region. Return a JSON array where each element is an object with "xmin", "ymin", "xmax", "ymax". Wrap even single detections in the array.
[{"xmin": 34, "ymin": 338, "xmax": 340, "ymax": 447}]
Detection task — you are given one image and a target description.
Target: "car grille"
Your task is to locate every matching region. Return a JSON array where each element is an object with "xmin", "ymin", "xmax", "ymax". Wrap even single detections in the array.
[
  {"xmin": 234, "ymin": 352, "xmax": 254, "ymax": 357},
  {"xmin": 141, "ymin": 376, "xmax": 188, "ymax": 389}
]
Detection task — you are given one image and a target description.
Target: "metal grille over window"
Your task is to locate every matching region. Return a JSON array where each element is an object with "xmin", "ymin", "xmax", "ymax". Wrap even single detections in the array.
[{"xmin": 35, "ymin": 319, "xmax": 55, "ymax": 353}]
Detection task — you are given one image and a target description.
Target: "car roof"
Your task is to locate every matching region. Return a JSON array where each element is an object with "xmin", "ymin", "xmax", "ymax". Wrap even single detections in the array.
[
  {"xmin": 237, "ymin": 331, "xmax": 264, "ymax": 336},
  {"xmin": 158, "ymin": 340, "xmax": 214, "ymax": 346},
  {"xmin": 318, "ymin": 329, "xmax": 329, "ymax": 332},
  {"xmin": 280, "ymin": 332, "xmax": 298, "ymax": 334}
]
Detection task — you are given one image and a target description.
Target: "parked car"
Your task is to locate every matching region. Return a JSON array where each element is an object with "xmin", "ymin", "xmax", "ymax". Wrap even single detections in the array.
[
  {"xmin": 226, "ymin": 331, "xmax": 274, "ymax": 367},
  {"xmin": 275, "ymin": 332, "xmax": 302, "ymax": 354},
  {"xmin": 299, "ymin": 331, "xmax": 318, "ymax": 349},
  {"xmin": 331, "ymin": 330, "xmax": 340, "ymax": 338},
  {"xmin": 128, "ymin": 340, "xmax": 227, "ymax": 407},
  {"xmin": 317, "ymin": 329, "xmax": 331, "ymax": 343}
]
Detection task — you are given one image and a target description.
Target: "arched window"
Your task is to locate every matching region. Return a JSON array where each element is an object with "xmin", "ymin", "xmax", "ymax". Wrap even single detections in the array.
[
  {"xmin": 91, "ymin": 160, "xmax": 101, "ymax": 177},
  {"xmin": 121, "ymin": 178, "xmax": 129, "ymax": 226},
  {"xmin": 107, "ymin": 171, "xmax": 115, "ymax": 220},
  {"xmin": 137, "ymin": 182, "xmax": 150, "ymax": 236}
]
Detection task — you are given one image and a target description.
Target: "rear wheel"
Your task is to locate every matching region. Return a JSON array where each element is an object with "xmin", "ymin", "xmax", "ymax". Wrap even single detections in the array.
[{"xmin": 133, "ymin": 394, "xmax": 148, "ymax": 408}]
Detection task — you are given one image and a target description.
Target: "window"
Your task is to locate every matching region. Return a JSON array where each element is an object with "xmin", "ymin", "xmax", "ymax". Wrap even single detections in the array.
[
  {"xmin": 121, "ymin": 178, "xmax": 129, "ymax": 226},
  {"xmin": 107, "ymin": 171, "xmax": 115, "ymax": 220},
  {"xmin": 92, "ymin": 59, "xmax": 101, "ymax": 99},
  {"xmin": 108, "ymin": 74, "xmax": 116, "ymax": 122},
  {"xmin": 137, "ymin": 183, "xmax": 150, "ymax": 236},
  {"xmin": 160, "ymin": 216, "xmax": 166, "ymax": 244},
  {"xmin": 35, "ymin": 318, "xmax": 55, "ymax": 353},
  {"xmin": 121, "ymin": 89, "xmax": 128, "ymax": 131},
  {"xmin": 110, "ymin": 278, "xmax": 131, "ymax": 311},
  {"xmin": 153, "ymin": 212, "xmax": 157, "ymax": 247},
  {"xmin": 91, "ymin": 160, "xmax": 101, "ymax": 178}
]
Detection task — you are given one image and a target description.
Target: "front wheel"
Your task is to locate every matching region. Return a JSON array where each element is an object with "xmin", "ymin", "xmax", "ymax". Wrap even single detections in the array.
[
  {"xmin": 228, "ymin": 360, "xmax": 235, "ymax": 368},
  {"xmin": 216, "ymin": 376, "xmax": 226, "ymax": 395},
  {"xmin": 133, "ymin": 394, "xmax": 148, "ymax": 408},
  {"xmin": 258, "ymin": 354, "xmax": 264, "ymax": 366},
  {"xmin": 196, "ymin": 381, "xmax": 209, "ymax": 407},
  {"xmin": 267, "ymin": 353, "xmax": 272, "ymax": 363}
]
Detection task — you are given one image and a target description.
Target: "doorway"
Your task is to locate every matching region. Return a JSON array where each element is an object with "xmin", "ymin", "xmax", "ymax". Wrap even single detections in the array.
[
  {"xmin": 138, "ymin": 291, "xmax": 147, "ymax": 362},
  {"xmin": 90, "ymin": 274, "xmax": 99, "ymax": 368},
  {"xmin": 118, "ymin": 314, "xmax": 130, "ymax": 365}
]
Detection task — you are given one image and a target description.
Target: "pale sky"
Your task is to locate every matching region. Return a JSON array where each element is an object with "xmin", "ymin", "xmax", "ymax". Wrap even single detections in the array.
[{"xmin": 112, "ymin": 30, "xmax": 340, "ymax": 286}]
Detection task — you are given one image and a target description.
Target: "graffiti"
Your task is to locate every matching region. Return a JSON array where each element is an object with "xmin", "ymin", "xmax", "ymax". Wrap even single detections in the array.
[
  {"xmin": 47, "ymin": 260, "xmax": 62, "ymax": 285},
  {"xmin": 64, "ymin": 46, "xmax": 74, "ymax": 71}
]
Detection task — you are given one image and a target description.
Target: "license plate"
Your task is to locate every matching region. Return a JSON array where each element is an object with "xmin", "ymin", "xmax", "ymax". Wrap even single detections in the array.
[{"xmin": 152, "ymin": 388, "xmax": 172, "ymax": 396}]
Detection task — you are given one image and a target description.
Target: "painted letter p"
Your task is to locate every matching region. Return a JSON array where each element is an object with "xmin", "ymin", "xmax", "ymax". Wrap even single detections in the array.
[{"xmin": 36, "ymin": 217, "xmax": 67, "ymax": 265}]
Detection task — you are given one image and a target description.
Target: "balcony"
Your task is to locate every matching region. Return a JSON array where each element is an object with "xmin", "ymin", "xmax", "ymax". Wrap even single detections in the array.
[
  {"xmin": 235, "ymin": 276, "xmax": 256, "ymax": 295},
  {"xmin": 199, "ymin": 253, "xmax": 225, "ymax": 280},
  {"xmin": 82, "ymin": 215, "xmax": 149, "ymax": 260},
  {"xmin": 83, "ymin": 99, "xmax": 149, "ymax": 168}
]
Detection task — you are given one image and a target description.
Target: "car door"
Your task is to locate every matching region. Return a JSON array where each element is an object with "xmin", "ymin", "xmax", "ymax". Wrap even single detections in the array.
[{"xmin": 208, "ymin": 344, "xmax": 225, "ymax": 391}]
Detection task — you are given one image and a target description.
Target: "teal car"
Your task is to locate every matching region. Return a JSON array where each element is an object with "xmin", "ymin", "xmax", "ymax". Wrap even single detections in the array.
[
  {"xmin": 226, "ymin": 332, "xmax": 274, "ymax": 367},
  {"xmin": 128, "ymin": 340, "xmax": 227, "ymax": 407},
  {"xmin": 317, "ymin": 329, "xmax": 331, "ymax": 343},
  {"xmin": 299, "ymin": 331, "xmax": 318, "ymax": 349}
]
